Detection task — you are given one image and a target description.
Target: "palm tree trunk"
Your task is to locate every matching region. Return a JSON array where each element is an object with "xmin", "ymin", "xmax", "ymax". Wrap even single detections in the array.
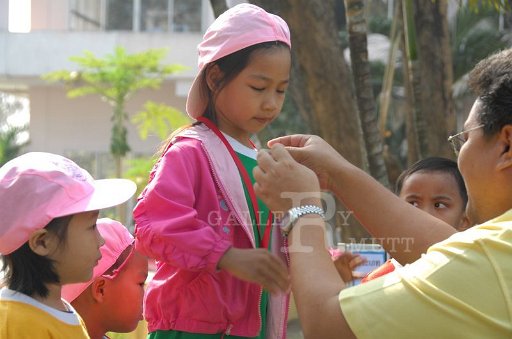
[
  {"xmin": 379, "ymin": 2, "xmax": 401, "ymax": 136},
  {"xmin": 413, "ymin": 0, "xmax": 454, "ymax": 158},
  {"xmin": 401, "ymin": 36, "xmax": 419, "ymax": 166},
  {"xmin": 402, "ymin": 0, "xmax": 427, "ymax": 159},
  {"xmin": 344, "ymin": 0, "xmax": 389, "ymax": 187}
]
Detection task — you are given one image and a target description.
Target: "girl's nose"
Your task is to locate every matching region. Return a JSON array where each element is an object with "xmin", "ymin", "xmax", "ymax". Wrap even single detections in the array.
[{"xmin": 263, "ymin": 94, "xmax": 279, "ymax": 112}]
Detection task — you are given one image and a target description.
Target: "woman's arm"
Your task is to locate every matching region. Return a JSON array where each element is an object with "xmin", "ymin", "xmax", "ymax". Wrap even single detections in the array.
[{"xmin": 265, "ymin": 136, "xmax": 456, "ymax": 263}]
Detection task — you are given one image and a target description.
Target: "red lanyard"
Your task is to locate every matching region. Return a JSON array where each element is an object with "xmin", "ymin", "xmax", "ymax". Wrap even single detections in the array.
[{"xmin": 197, "ymin": 117, "xmax": 272, "ymax": 249}]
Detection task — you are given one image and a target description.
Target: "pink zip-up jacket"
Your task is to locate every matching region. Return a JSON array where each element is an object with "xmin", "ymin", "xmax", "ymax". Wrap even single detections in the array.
[{"xmin": 133, "ymin": 124, "xmax": 289, "ymax": 338}]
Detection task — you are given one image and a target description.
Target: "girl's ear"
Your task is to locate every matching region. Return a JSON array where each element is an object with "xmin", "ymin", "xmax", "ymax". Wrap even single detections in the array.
[
  {"xmin": 205, "ymin": 64, "xmax": 223, "ymax": 92},
  {"xmin": 28, "ymin": 229, "xmax": 57, "ymax": 256},
  {"xmin": 90, "ymin": 278, "xmax": 107, "ymax": 303}
]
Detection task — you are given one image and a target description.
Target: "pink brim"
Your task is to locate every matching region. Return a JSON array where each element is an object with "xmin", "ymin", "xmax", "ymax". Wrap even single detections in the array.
[
  {"xmin": 186, "ymin": 69, "xmax": 206, "ymax": 119},
  {"xmin": 56, "ymin": 179, "xmax": 136, "ymax": 218}
]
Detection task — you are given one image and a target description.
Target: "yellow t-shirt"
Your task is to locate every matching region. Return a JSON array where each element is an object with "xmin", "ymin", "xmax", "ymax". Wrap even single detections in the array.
[
  {"xmin": 339, "ymin": 210, "xmax": 512, "ymax": 338},
  {"xmin": 0, "ymin": 288, "xmax": 90, "ymax": 338}
]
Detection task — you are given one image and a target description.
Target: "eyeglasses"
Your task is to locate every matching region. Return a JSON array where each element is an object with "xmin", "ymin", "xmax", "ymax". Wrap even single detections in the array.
[{"xmin": 447, "ymin": 125, "xmax": 484, "ymax": 156}]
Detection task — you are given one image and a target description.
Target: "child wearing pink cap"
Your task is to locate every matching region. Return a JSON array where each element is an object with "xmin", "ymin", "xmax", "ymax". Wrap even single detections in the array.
[
  {"xmin": 134, "ymin": 4, "xmax": 291, "ymax": 339},
  {"xmin": 0, "ymin": 152, "xmax": 136, "ymax": 338},
  {"xmin": 62, "ymin": 218, "xmax": 148, "ymax": 339}
]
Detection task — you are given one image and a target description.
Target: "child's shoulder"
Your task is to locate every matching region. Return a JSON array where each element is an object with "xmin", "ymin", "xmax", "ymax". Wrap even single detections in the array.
[
  {"xmin": 0, "ymin": 289, "xmax": 83, "ymax": 328},
  {"xmin": 167, "ymin": 124, "xmax": 221, "ymax": 155}
]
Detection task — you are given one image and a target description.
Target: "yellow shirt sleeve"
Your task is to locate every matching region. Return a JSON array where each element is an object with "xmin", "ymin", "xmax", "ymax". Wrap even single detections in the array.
[{"xmin": 339, "ymin": 210, "xmax": 512, "ymax": 338}]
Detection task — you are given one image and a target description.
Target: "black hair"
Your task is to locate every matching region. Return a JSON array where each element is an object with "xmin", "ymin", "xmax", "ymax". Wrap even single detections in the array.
[
  {"xmin": 1, "ymin": 215, "xmax": 72, "ymax": 298},
  {"xmin": 200, "ymin": 40, "xmax": 290, "ymax": 122},
  {"xmin": 468, "ymin": 48, "xmax": 512, "ymax": 136},
  {"xmin": 395, "ymin": 157, "xmax": 468, "ymax": 208}
]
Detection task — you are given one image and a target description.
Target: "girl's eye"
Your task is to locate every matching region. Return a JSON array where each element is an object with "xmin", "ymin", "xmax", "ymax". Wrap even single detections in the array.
[
  {"xmin": 434, "ymin": 202, "xmax": 448, "ymax": 209},
  {"xmin": 250, "ymin": 86, "xmax": 264, "ymax": 91}
]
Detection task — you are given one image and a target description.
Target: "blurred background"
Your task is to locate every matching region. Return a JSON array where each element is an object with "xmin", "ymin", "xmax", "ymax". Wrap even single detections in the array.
[{"xmin": 1, "ymin": 1, "xmax": 511, "ymax": 337}]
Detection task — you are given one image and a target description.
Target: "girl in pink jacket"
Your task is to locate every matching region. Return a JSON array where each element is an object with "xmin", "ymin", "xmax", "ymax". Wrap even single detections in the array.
[{"xmin": 133, "ymin": 4, "xmax": 291, "ymax": 339}]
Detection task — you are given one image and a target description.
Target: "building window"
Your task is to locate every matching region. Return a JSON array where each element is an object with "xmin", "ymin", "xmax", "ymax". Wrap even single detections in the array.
[
  {"xmin": 69, "ymin": 0, "xmax": 202, "ymax": 32},
  {"xmin": 69, "ymin": 0, "xmax": 102, "ymax": 30},
  {"xmin": 172, "ymin": 0, "xmax": 201, "ymax": 32},
  {"xmin": 106, "ymin": 0, "xmax": 134, "ymax": 31}
]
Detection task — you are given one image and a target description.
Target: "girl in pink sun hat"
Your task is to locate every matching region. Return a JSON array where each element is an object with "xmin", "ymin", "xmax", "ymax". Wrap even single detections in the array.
[
  {"xmin": 62, "ymin": 218, "xmax": 148, "ymax": 339},
  {"xmin": 133, "ymin": 3, "xmax": 291, "ymax": 339},
  {"xmin": 0, "ymin": 152, "xmax": 136, "ymax": 338}
]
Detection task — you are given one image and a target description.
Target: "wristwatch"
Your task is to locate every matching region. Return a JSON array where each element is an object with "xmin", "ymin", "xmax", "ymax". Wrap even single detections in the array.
[{"xmin": 279, "ymin": 205, "xmax": 325, "ymax": 236}]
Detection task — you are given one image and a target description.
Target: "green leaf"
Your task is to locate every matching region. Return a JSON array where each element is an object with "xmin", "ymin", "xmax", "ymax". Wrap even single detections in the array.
[{"xmin": 132, "ymin": 101, "xmax": 190, "ymax": 140}]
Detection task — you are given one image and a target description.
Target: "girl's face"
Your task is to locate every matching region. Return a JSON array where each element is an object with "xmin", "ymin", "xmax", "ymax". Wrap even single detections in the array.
[
  {"xmin": 399, "ymin": 171, "xmax": 469, "ymax": 230},
  {"xmin": 213, "ymin": 46, "xmax": 291, "ymax": 146},
  {"xmin": 103, "ymin": 250, "xmax": 148, "ymax": 332},
  {"xmin": 49, "ymin": 211, "xmax": 104, "ymax": 285}
]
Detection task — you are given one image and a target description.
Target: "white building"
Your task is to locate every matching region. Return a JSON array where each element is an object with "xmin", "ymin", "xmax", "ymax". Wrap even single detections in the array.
[{"xmin": 0, "ymin": 0, "xmax": 234, "ymax": 161}]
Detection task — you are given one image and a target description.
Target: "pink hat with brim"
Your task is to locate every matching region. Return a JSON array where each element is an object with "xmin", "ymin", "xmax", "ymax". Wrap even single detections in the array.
[
  {"xmin": 186, "ymin": 3, "xmax": 291, "ymax": 119},
  {"xmin": 0, "ymin": 152, "xmax": 136, "ymax": 254},
  {"xmin": 62, "ymin": 218, "xmax": 134, "ymax": 302}
]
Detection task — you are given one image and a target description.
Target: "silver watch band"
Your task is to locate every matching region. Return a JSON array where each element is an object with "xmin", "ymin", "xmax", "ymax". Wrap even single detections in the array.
[
  {"xmin": 281, "ymin": 205, "xmax": 325, "ymax": 236},
  {"xmin": 292, "ymin": 205, "xmax": 325, "ymax": 219}
]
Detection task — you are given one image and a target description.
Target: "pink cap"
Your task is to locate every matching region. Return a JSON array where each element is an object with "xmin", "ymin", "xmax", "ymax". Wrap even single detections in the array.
[
  {"xmin": 0, "ymin": 152, "xmax": 136, "ymax": 254},
  {"xmin": 62, "ymin": 218, "xmax": 135, "ymax": 302},
  {"xmin": 186, "ymin": 3, "xmax": 291, "ymax": 118}
]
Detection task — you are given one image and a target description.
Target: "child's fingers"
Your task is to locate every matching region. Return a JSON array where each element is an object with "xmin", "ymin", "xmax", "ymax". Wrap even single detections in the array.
[
  {"xmin": 250, "ymin": 250, "xmax": 289, "ymax": 293},
  {"xmin": 349, "ymin": 255, "xmax": 366, "ymax": 270},
  {"xmin": 264, "ymin": 255, "xmax": 290, "ymax": 293}
]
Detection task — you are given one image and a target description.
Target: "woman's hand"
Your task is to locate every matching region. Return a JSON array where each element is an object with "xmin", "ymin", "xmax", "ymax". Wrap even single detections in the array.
[
  {"xmin": 267, "ymin": 135, "xmax": 346, "ymax": 192},
  {"xmin": 254, "ymin": 144, "xmax": 321, "ymax": 213}
]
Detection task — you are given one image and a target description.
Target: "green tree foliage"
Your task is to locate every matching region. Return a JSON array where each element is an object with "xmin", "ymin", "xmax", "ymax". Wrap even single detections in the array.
[
  {"xmin": 0, "ymin": 93, "xmax": 29, "ymax": 166},
  {"xmin": 43, "ymin": 47, "xmax": 186, "ymax": 175},
  {"xmin": 452, "ymin": 6, "xmax": 507, "ymax": 81},
  {"xmin": 132, "ymin": 101, "xmax": 190, "ymax": 141},
  {"xmin": 466, "ymin": 0, "xmax": 511, "ymax": 12},
  {"xmin": 0, "ymin": 125, "xmax": 28, "ymax": 166}
]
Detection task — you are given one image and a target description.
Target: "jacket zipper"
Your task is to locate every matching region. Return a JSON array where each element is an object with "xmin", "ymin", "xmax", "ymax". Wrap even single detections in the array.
[
  {"xmin": 282, "ymin": 236, "xmax": 292, "ymax": 338},
  {"xmin": 201, "ymin": 142, "xmax": 263, "ymax": 335},
  {"xmin": 200, "ymin": 143, "xmax": 257, "ymax": 247}
]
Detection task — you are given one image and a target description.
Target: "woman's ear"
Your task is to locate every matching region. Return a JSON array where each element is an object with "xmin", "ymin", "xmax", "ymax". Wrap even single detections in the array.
[
  {"xmin": 205, "ymin": 64, "xmax": 222, "ymax": 92},
  {"xmin": 496, "ymin": 125, "xmax": 512, "ymax": 171},
  {"xmin": 28, "ymin": 229, "xmax": 56, "ymax": 256}
]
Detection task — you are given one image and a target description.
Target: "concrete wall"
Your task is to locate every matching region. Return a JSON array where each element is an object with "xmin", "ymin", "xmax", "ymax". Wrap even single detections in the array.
[
  {"xmin": 28, "ymin": 82, "xmax": 188, "ymax": 155},
  {"xmin": 0, "ymin": 0, "xmax": 8, "ymax": 31},
  {"xmin": 0, "ymin": 31, "xmax": 201, "ymax": 83},
  {"xmin": 31, "ymin": 0, "xmax": 69, "ymax": 31}
]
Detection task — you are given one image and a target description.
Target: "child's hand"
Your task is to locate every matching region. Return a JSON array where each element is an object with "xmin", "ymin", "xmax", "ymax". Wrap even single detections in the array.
[
  {"xmin": 218, "ymin": 247, "xmax": 290, "ymax": 294},
  {"xmin": 332, "ymin": 251, "xmax": 366, "ymax": 283}
]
